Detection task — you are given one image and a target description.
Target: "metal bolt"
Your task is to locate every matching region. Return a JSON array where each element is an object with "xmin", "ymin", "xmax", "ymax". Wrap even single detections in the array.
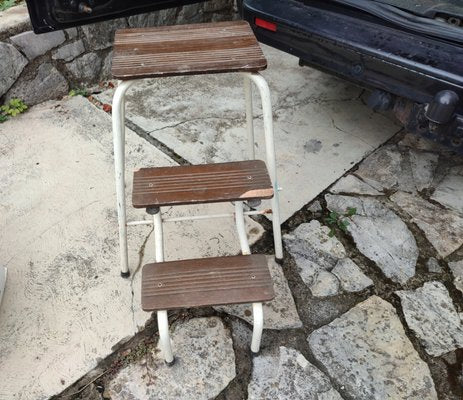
[
  {"xmin": 352, "ymin": 64, "xmax": 363, "ymax": 75},
  {"xmin": 451, "ymin": 137, "xmax": 462, "ymax": 147},
  {"xmin": 448, "ymin": 17, "xmax": 461, "ymax": 26},
  {"xmin": 247, "ymin": 199, "xmax": 261, "ymax": 208},
  {"xmin": 146, "ymin": 207, "xmax": 160, "ymax": 215},
  {"xmin": 78, "ymin": 2, "xmax": 92, "ymax": 13}
]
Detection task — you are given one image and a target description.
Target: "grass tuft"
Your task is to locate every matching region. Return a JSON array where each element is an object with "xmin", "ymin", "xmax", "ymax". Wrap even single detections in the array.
[{"xmin": 0, "ymin": 0, "xmax": 21, "ymax": 12}]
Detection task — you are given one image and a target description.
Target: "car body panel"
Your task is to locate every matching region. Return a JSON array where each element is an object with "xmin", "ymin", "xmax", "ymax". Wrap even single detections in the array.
[
  {"xmin": 243, "ymin": 0, "xmax": 463, "ymax": 109},
  {"xmin": 25, "ymin": 0, "xmax": 206, "ymax": 33}
]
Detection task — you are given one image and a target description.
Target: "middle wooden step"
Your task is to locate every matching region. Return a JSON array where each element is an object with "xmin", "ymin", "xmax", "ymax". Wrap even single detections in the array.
[{"xmin": 132, "ymin": 160, "xmax": 274, "ymax": 208}]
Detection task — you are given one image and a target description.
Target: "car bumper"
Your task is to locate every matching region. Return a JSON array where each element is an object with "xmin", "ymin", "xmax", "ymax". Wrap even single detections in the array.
[{"xmin": 242, "ymin": 0, "xmax": 463, "ymax": 112}]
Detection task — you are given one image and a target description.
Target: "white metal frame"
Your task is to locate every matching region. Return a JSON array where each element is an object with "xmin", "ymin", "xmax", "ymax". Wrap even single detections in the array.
[
  {"xmin": 112, "ymin": 80, "xmax": 135, "ymax": 277},
  {"xmin": 111, "ymin": 72, "xmax": 283, "ymax": 360},
  {"xmin": 0, "ymin": 267, "xmax": 6, "ymax": 308},
  {"xmin": 242, "ymin": 72, "xmax": 283, "ymax": 261},
  {"xmin": 152, "ymin": 210, "xmax": 175, "ymax": 364},
  {"xmin": 234, "ymin": 200, "xmax": 264, "ymax": 353}
]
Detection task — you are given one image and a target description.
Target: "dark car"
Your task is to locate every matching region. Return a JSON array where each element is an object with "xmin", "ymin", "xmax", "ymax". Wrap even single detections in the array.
[
  {"xmin": 241, "ymin": 0, "xmax": 463, "ymax": 151},
  {"xmin": 25, "ymin": 0, "xmax": 463, "ymax": 151}
]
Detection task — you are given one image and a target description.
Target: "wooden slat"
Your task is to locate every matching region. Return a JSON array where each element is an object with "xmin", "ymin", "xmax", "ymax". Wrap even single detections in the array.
[
  {"xmin": 132, "ymin": 160, "xmax": 273, "ymax": 208},
  {"xmin": 141, "ymin": 254, "xmax": 274, "ymax": 311},
  {"xmin": 112, "ymin": 20, "xmax": 267, "ymax": 79}
]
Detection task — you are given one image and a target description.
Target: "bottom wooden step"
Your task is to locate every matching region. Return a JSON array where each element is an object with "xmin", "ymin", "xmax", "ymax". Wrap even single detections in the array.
[{"xmin": 141, "ymin": 254, "xmax": 274, "ymax": 311}]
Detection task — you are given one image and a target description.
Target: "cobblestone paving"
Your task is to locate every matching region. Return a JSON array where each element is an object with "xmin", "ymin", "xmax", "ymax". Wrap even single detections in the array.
[{"xmin": 56, "ymin": 133, "xmax": 463, "ymax": 399}]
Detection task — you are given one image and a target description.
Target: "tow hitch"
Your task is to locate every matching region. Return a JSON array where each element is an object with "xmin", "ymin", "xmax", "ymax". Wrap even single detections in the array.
[{"xmin": 390, "ymin": 90, "xmax": 463, "ymax": 152}]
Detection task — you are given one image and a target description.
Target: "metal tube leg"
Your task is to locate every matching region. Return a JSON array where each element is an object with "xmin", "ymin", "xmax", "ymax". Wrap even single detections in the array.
[
  {"xmin": 244, "ymin": 75, "xmax": 255, "ymax": 160},
  {"xmin": 270, "ymin": 196, "xmax": 283, "ymax": 260},
  {"xmin": 112, "ymin": 80, "xmax": 135, "ymax": 277},
  {"xmin": 153, "ymin": 210, "xmax": 174, "ymax": 365},
  {"xmin": 0, "ymin": 267, "xmax": 6, "ymax": 306},
  {"xmin": 235, "ymin": 201, "xmax": 251, "ymax": 255},
  {"xmin": 157, "ymin": 310, "xmax": 174, "ymax": 365},
  {"xmin": 153, "ymin": 211, "xmax": 165, "ymax": 263},
  {"xmin": 120, "ymin": 96, "xmax": 126, "ymax": 143},
  {"xmin": 243, "ymin": 73, "xmax": 283, "ymax": 260},
  {"xmin": 251, "ymin": 302, "xmax": 264, "ymax": 353}
]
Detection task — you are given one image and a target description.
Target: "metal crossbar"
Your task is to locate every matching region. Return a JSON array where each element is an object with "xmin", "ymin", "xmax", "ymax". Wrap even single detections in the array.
[{"xmin": 126, "ymin": 209, "xmax": 272, "ymax": 226}]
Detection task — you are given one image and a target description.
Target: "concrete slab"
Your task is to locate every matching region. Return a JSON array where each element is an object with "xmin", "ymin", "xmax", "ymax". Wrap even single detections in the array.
[
  {"xmin": 97, "ymin": 45, "xmax": 400, "ymax": 221},
  {"xmin": 0, "ymin": 97, "xmax": 263, "ymax": 400}
]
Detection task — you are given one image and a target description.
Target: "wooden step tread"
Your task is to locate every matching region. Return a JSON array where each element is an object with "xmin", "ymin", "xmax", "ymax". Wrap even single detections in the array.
[
  {"xmin": 112, "ymin": 21, "xmax": 267, "ymax": 80},
  {"xmin": 141, "ymin": 254, "xmax": 274, "ymax": 311},
  {"xmin": 132, "ymin": 160, "xmax": 274, "ymax": 208}
]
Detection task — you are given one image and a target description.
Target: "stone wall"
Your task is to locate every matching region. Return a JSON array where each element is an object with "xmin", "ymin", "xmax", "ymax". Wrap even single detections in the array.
[{"xmin": 0, "ymin": 0, "xmax": 236, "ymax": 106}]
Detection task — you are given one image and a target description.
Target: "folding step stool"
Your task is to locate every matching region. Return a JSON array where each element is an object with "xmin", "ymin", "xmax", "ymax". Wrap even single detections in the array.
[{"xmin": 111, "ymin": 21, "xmax": 283, "ymax": 363}]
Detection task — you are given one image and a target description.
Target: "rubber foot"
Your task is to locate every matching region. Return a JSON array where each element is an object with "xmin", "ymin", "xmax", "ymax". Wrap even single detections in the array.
[
  {"xmin": 250, "ymin": 349, "xmax": 260, "ymax": 357},
  {"xmin": 165, "ymin": 357, "xmax": 176, "ymax": 367},
  {"xmin": 120, "ymin": 271, "xmax": 130, "ymax": 278},
  {"xmin": 274, "ymin": 257, "xmax": 284, "ymax": 265}
]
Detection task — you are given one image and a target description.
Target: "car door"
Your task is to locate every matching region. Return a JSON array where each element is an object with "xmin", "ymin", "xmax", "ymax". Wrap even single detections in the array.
[{"xmin": 25, "ymin": 0, "xmax": 207, "ymax": 33}]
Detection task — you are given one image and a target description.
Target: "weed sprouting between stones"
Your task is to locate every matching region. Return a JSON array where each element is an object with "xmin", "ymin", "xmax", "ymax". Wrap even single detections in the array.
[
  {"xmin": 69, "ymin": 88, "xmax": 89, "ymax": 98},
  {"xmin": 0, "ymin": 0, "xmax": 19, "ymax": 12},
  {"xmin": 0, "ymin": 98, "xmax": 28, "ymax": 123},
  {"xmin": 324, "ymin": 207, "xmax": 357, "ymax": 237}
]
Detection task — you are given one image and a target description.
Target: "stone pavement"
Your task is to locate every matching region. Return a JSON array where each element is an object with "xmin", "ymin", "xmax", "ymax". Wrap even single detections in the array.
[
  {"xmin": 95, "ymin": 133, "xmax": 463, "ymax": 400},
  {"xmin": 1, "ymin": 43, "xmax": 459, "ymax": 400}
]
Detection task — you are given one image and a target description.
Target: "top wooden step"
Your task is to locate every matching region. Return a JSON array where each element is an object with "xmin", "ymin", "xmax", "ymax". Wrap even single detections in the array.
[
  {"xmin": 132, "ymin": 160, "xmax": 274, "ymax": 208},
  {"xmin": 111, "ymin": 20, "xmax": 267, "ymax": 80}
]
